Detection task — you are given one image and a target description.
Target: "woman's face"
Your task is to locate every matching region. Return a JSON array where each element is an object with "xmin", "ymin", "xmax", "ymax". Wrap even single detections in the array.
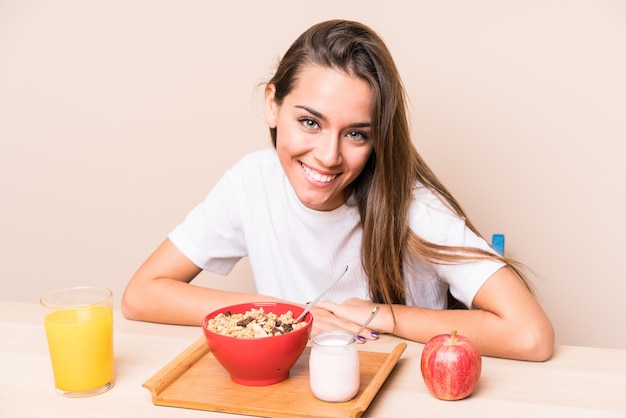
[{"xmin": 265, "ymin": 65, "xmax": 374, "ymax": 211}]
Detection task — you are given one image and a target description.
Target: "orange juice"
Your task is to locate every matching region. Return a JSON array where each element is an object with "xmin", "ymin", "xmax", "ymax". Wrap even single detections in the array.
[{"xmin": 44, "ymin": 305, "xmax": 114, "ymax": 393}]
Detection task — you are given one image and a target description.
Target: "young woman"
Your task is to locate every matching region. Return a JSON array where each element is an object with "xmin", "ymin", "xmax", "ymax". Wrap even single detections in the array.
[{"xmin": 122, "ymin": 20, "xmax": 554, "ymax": 361}]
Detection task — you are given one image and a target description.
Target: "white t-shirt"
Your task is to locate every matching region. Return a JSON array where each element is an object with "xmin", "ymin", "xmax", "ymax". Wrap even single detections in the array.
[{"xmin": 169, "ymin": 149, "xmax": 504, "ymax": 309}]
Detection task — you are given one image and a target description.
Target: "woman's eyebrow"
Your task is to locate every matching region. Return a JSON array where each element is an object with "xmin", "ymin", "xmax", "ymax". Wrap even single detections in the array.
[
  {"xmin": 295, "ymin": 105, "xmax": 326, "ymax": 120},
  {"xmin": 295, "ymin": 105, "xmax": 371, "ymax": 128}
]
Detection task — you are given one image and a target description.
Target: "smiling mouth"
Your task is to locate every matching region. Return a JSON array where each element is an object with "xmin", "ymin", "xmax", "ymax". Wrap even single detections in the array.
[{"xmin": 300, "ymin": 162, "xmax": 338, "ymax": 183}]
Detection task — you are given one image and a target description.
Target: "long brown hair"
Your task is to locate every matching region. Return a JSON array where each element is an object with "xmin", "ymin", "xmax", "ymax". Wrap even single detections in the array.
[{"xmin": 267, "ymin": 20, "xmax": 529, "ymax": 309}]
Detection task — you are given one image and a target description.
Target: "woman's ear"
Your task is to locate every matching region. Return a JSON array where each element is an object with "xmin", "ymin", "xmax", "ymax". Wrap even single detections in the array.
[{"xmin": 264, "ymin": 84, "xmax": 278, "ymax": 129}]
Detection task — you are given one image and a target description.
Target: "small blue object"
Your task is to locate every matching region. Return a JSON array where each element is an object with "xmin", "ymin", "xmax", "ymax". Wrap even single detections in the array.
[{"xmin": 492, "ymin": 234, "xmax": 505, "ymax": 255}]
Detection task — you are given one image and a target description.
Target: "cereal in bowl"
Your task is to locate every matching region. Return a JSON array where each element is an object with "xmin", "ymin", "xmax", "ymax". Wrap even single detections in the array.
[{"xmin": 207, "ymin": 307, "xmax": 307, "ymax": 338}]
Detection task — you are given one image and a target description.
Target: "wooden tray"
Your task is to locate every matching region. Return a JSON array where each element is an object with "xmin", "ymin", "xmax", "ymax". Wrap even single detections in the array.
[{"xmin": 143, "ymin": 337, "xmax": 407, "ymax": 418}]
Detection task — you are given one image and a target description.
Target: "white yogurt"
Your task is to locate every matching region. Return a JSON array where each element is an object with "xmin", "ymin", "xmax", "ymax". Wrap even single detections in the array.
[{"xmin": 309, "ymin": 330, "xmax": 360, "ymax": 402}]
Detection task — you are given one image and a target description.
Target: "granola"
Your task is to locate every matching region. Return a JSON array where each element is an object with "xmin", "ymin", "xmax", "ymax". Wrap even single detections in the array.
[{"xmin": 206, "ymin": 307, "xmax": 307, "ymax": 338}]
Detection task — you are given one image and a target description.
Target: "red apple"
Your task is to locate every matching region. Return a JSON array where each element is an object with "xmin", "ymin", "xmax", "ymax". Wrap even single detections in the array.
[{"xmin": 420, "ymin": 330, "xmax": 481, "ymax": 400}]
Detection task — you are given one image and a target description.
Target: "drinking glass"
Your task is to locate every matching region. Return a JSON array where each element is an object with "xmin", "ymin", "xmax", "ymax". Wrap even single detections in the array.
[
  {"xmin": 309, "ymin": 330, "xmax": 360, "ymax": 402},
  {"xmin": 40, "ymin": 286, "xmax": 115, "ymax": 397}
]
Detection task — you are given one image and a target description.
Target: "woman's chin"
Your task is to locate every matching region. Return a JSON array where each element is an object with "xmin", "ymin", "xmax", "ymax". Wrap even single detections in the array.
[{"xmin": 298, "ymin": 195, "xmax": 342, "ymax": 212}]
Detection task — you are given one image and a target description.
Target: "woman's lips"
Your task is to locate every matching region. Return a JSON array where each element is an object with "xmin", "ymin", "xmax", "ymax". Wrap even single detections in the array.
[{"xmin": 300, "ymin": 161, "xmax": 339, "ymax": 183}]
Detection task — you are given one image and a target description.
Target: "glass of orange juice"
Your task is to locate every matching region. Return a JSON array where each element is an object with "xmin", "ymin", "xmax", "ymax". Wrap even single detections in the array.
[{"xmin": 40, "ymin": 286, "xmax": 115, "ymax": 397}]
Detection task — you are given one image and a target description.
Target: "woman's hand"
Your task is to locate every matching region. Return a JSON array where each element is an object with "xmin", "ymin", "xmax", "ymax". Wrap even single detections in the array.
[{"xmin": 313, "ymin": 299, "xmax": 385, "ymax": 342}]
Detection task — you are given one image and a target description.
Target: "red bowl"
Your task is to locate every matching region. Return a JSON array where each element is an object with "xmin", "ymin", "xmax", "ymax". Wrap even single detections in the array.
[{"xmin": 202, "ymin": 302, "xmax": 313, "ymax": 386}]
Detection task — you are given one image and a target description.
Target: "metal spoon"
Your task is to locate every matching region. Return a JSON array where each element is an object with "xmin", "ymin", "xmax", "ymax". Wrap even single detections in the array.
[
  {"xmin": 349, "ymin": 306, "xmax": 380, "ymax": 343},
  {"xmin": 295, "ymin": 265, "xmax": 349, "ymax": 322}
]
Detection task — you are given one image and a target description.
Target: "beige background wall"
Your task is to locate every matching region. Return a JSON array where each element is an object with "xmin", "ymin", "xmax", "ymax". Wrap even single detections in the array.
[{"xmin": 1, "ymin": 1, "xmax": 624, "ymax": 349}]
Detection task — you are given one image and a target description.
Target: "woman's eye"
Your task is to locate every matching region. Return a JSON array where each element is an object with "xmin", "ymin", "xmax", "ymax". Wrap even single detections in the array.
[
  {"xmin": 346, "ymin": 130, "xmax": 368, "ymax": 142},
  {"xmin": 299, "ymin": 117, "xmax": 319, "ymax": 130}
]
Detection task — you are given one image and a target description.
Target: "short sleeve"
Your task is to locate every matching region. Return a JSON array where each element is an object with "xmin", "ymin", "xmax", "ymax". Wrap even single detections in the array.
[
  {"xmin": 168, "ymin": 168, "xmax": 247, "ymax": 274},
  {"xmin": 408, "ymin": 185, "xmax": 505, "ymax": 308}
]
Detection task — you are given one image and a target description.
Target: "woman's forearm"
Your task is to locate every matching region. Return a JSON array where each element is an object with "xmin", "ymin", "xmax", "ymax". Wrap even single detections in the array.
[
  {"xmin": 388, "ymin": 303, "xmax": 553, "ymax": 361},
  {"xmin": 384, "ymin": 267, "xmax": 554, "ymax": 361},
  {"xmin": 121, "ymin": 238, "xmax": 283, "ymax": 325},
  {"xmin": 122, "ymin": 277, "xmax": 276, "ymax": 326}
]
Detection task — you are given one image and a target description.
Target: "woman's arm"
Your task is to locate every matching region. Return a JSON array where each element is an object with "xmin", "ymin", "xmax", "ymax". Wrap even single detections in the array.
[
  {"xmin": 121, "ymin": 238, "xmax": 372, "ymax": 336},
  {"xmin": 121, "ymin": 238, "xmax": 282, "ymax": 325},
  {"xmin": 318, "ymin": 266, "xmax": 554, "ymax": 361}
]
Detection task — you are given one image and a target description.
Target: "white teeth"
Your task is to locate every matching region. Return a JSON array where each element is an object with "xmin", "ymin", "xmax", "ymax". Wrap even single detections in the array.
[{"xmin": 301, "ymin": 163, "xmax": 337, "ymax": 183}]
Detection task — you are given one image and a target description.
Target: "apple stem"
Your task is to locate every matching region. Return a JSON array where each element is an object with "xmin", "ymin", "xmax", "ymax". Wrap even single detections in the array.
[{"xmin": 451, "ymin": 330, "xmax": 457, "ymax": 345}]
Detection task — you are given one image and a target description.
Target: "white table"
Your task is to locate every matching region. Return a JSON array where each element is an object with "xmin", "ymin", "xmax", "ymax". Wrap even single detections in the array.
[{"xmin": 1, "ymin": 300, "xmax": 624, "ymax": 417}]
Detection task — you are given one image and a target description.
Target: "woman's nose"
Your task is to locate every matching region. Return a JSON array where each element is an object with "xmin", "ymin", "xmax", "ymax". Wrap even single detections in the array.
[{"xmin": 314, "ymin": 133, "xmax": 342, "ymax": 167}]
